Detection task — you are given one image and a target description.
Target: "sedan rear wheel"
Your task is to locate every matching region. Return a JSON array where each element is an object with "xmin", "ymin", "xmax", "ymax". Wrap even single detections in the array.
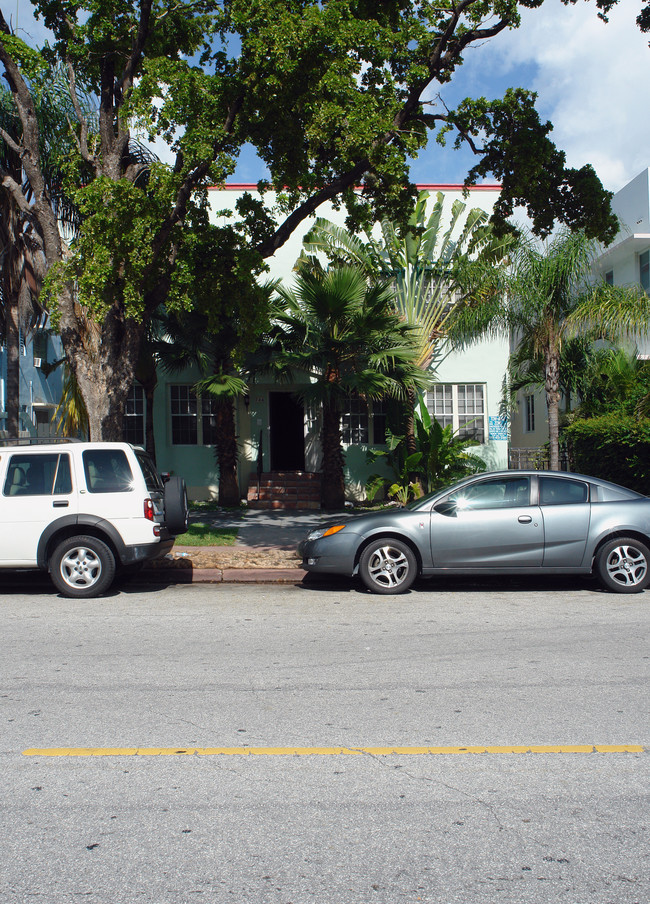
[
  {"xmin": 595, "ymin": 536, "xmax": 650, "ymax": 593},
  {"xmin": 359, "ymin": 538, "xmax": 417, "ymax": 595}
]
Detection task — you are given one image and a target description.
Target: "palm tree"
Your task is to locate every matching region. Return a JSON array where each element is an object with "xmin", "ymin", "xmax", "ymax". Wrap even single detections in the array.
[
  {"xmin": 450, "ymin": 228, "xmax": 650, "ymax": 469},
  {"xmin": 299, "ymin": 191, "xmax": 514, "ymax": 457},
  {"xmin": 267, "ymin": 267, "xmax": 428, "ymax": 509}
]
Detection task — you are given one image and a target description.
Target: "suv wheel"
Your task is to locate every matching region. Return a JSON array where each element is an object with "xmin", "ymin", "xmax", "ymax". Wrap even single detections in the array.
[
  {"xmin": 164, "ymin": 476, "xmax": 189, "ymax": 535},
  {"xmin": 50, "ymin": 535, "xmax": 116, "ymax": 598}
]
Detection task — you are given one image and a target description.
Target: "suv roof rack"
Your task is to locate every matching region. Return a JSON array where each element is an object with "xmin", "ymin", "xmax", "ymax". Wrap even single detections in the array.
[{"xmin": 0, "ymin": 436, "xmax": 82, "ymax": 447}]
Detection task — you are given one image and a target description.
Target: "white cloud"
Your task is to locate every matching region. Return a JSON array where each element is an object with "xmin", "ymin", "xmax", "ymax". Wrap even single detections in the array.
[{"xmin": 489, "ymin": 0, "xmax": 650, "ymax": 191}]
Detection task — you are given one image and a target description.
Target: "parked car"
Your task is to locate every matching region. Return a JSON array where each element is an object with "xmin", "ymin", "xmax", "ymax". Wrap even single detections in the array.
[
  {"xmin": 298, "ymin": 470, "xmax": 650, "ymax": 594},
  {"xmin": 0, "ymin": 440, "xmax": 188, "ymax": 598}
]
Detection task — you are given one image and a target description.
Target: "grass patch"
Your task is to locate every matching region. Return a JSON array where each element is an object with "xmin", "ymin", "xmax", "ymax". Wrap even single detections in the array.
[
  {"xmin": 188, "ymin": 500, "xmax": 245, "ymax": 513},
  {"xmin": 175, "ymin": 523, "xmax": 239, "ymax": 546}
]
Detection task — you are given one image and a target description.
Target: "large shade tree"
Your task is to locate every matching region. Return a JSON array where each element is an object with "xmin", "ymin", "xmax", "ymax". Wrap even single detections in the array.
[
  {"xmin": 0, "ymin": 72, "xmax": 81, "ymax": 437},
  {"xmin": 267, "ymin": 267, "xmax": 428, "ymax": 509},
  {"xmin": 0, "ymin": 0, "xmax": 624, "ymax": 441},
  {"xmin": 450, "ymin": 229, "xmax": 650, "ymax": 469}
]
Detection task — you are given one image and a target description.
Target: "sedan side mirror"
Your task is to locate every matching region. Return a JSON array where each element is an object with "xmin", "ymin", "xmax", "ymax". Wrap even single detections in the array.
[{"xmin": 434, "ymin": 499, "xmax": 457, "ymax": 517}]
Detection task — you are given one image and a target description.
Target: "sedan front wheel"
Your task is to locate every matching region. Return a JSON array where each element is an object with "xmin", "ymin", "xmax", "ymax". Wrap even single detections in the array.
[
  {"xmin": 595, "ymin": 536, "xmax": 650, "ymax": 593},
  {"xmin": 359, "ymin": 538, "xmax": 417, "ymax": 595}
]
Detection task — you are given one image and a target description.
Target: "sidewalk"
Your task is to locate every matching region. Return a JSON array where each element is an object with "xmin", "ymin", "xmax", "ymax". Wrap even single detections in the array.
[{"xmin": 142, "ymin": 508, "xmax": 338, "ymax": 585}]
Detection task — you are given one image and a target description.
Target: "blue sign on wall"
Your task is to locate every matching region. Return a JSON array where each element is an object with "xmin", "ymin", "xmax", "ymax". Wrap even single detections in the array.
[{"xmin": 488, "ymin": 415, "xmax": 508, "ymax": 441}]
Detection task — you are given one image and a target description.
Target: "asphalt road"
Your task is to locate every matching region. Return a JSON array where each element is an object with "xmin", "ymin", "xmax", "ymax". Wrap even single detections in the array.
[{"xmin": 1, "ymin": 578, "xmax": 649, "ymax": 903}]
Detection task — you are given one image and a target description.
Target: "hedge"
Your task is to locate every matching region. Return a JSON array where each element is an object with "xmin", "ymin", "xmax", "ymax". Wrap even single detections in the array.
[{"xmin": 563, "ymin": 415, "xmax": 650, "ymax": 494}]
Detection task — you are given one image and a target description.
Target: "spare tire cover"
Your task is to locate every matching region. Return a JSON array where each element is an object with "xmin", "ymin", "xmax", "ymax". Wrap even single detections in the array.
[{"xmin": 164, "ymin": 476, "xmax": 189, "ymax": 535}]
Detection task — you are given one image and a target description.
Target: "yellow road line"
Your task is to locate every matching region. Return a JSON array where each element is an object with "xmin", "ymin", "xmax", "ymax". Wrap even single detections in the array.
[{"xmin": 22, "ymin": 744, "xmax": 645, "ymax": 758}]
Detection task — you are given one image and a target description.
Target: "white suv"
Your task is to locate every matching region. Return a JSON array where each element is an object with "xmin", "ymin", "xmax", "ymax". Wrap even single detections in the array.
[{"xmin": 0, "ymin": 440, "xmax": 188, "ymax": 598}]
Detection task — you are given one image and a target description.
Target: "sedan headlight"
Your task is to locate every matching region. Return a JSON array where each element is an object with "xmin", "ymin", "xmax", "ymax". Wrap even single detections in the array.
[{"xmin": 307, "ymin": 524, "xmax": 346, "ymax": 541}]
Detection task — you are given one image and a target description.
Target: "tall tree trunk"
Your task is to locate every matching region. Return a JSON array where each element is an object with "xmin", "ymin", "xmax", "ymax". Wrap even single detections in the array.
[
  {"xmin": 404, "ymin": 385, "xmax": 417, "ymax": 458},
  {"xmin": 62, "ymin": 306, "xmax": 145, "ymax": 441},
  {"xmin": 321, "ymin": 399, "xmax": 345, "ymax": 510},
  {"xmin": 545, "ymin": 343, "xmax": 561, "ymax": 471},
  {"xmin": 214, "ymin": 398, "xmax": 240, "ymax": 506},
  {"xmin": 5, "ymin": 296, "xmax": 20, "ymax": 438}
]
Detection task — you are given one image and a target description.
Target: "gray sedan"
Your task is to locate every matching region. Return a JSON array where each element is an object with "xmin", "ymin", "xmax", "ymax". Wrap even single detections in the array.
[{"xmin": 298, "ymin": 471, "xmax": 650, "ymax": 594}]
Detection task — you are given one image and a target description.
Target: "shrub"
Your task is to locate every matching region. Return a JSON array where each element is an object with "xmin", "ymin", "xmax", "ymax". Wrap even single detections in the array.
[{"xmin": 563, "ymin": 415, "xmax": 650, "ymax": 494}]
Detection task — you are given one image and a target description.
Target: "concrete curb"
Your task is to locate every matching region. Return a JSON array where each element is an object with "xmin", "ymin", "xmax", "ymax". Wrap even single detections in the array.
[{"xmin": 142, "ymin": 566, "xmax": 307, "ymax": 585}]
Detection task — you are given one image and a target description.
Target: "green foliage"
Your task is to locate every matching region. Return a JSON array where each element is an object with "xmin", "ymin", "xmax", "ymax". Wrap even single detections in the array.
[
  {"xmin": 366, "ymin": 433, "xmax": 423, "ymax": 505},
  {"xmin": 367, "ymin": 395, "xmax": 486, "ymax": 502},
  {"xmin": 450, "ymin": 228, "xmax": 650, "ymax": 469},
  {"xmin": 268, "ymin": 266, "xmax": 427, "ymax": 406},
  {"xmin": 572, "ymin": 348, "xmax": 650, "ymax": 419},
  {"xmin": 301, "ymin": 191, "xmax": 515, "ymax": 373},
  {"xmin": 564, "ymin": 415, "xmax": 650, "ymax": 495},
  {"xmin": 413, "ymin": 396, "xmax": 487, "ymax": 492},
  {"xmin": 1, "ymin": 0, "xmax": 630, "ymax": 439},
  {"xmin": 448, "ymin": 89, "xmax": 618, "ymax": 242}
]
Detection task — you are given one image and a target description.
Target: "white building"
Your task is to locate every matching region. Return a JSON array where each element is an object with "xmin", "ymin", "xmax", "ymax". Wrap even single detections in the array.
[{"xmin": 509, "ymin": 167, "xmax": 650, "ymax": 462}]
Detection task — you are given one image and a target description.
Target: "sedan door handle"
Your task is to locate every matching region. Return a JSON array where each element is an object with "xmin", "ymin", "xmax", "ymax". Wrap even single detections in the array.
[
  {"xmin": 53, "ymin": 500, "xmax": 69, "ymax": 508},
  {"xmin": 518, "ymin": 514, "xmax": 532, "ymax": 523}
]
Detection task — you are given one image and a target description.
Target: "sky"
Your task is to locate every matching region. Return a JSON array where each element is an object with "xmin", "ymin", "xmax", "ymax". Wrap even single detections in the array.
[{"xmin": 8, "ymin": 0, "xmax": 650, "ymax": 194}]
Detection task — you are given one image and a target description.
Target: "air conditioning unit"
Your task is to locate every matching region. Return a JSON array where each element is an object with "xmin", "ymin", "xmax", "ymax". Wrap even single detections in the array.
[{"xmin": 33, "ymin": 357, "xmax": 42, "ymax": 368}]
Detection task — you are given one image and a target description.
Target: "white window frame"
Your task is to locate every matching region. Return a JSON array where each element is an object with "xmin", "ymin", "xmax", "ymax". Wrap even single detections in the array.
[
  {"xmin": 427, "ymin": 384, "xmax": 487, "ymax": 443},
  {"xmin": 340, "ymin": 395, "xmax": 369, "ymax": 445},
  {"xmin": 169, "ymin": 384, "xmax": 221, "ymax": 446},
  {"xmin": 123, "ymin": 385, "xmax": 145, "ymax": 446}
]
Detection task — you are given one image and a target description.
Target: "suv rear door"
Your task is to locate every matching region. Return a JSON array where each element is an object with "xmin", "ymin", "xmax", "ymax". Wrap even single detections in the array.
[{"xmin": 0, "ymin": 451, "xmax": 78, "ymax": 565}]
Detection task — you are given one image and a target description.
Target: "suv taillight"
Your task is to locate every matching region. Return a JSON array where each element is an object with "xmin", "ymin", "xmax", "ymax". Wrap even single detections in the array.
[{"xmin": 144, "ymin": 498, "xmax": 154, "ymax": 521}]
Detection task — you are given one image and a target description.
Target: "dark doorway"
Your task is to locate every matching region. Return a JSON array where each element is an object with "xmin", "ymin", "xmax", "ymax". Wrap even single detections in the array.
[{"xmin": 269, "ymin": 392, "xmax": 305, "ymax": 471}]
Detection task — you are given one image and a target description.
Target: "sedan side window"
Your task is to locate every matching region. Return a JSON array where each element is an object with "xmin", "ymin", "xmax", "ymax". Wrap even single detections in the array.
[
  {"xmin": 447, "ymin": 477, "xmax": 530, "ymax": 511},
  {"xmin": 539, "ymin": 476, "xmax": 588, "ymax": 506}
]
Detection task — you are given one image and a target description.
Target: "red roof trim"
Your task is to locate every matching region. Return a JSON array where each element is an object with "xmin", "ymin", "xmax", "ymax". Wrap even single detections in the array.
[{"xmin": 209, "ymin": 182, "xmax": 501, "ymax": 192}]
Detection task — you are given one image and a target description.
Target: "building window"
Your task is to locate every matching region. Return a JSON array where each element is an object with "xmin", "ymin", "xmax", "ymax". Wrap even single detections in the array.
[
  {"xmin": 427, "ymin": 384, "xmax": 486, "ymax": 443},
  {"xmin": 428, "ymin": 384, "xmax": 453, "ymax": 430},
  {"xmin": 641, "ymin": 250, "xmax": 649, "ymax": 293},
  {"xmin": 171, "ymin": 385, "xmax": 198, "ymax": 445},
  {"xmin": 123, "ymin": 385, "xmax": 145, "ymax": 446},
  {"xmin": 605, "ymin": 270, "xmax": 614, "ymax": 286},
  {"xmin": 524, "ymin": 394, "xmax": 535, "ymax": 433},
  {"xmin": 341, "ymin": 395, "xmax": 369, "ymax": 444},
  {"xmin": 372, "ymin": 400, "xmax": 388, "ymax": 445},
  {"xmin": 170, "ymin": 385, "xmax": 222, "ymax": 446},
  {"xmin": 201, "ymin": 396, "xmax": 220, "ymax": 446}
]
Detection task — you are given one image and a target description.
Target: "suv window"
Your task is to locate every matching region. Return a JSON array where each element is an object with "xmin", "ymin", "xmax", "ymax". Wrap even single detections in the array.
[
  {"xmin": 539, "ymin": 476, "xmax": 588, "ymax": 506},
  {"xmin": 134, "ymin": 449, "xmax": 164, "ymax": 492},
  {"xmin": 4, "ymin": 453, "xmax": 72, "ymax": 496},
  {"xmin": 83, "ymin": 449, "xmax": 133, "ymax": 493}
]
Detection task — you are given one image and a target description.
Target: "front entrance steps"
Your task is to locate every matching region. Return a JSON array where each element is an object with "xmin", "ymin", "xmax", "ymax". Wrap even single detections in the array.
[{"xmin": 247, "ymin": 471, "xmax": 321, "ymax": 510}]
